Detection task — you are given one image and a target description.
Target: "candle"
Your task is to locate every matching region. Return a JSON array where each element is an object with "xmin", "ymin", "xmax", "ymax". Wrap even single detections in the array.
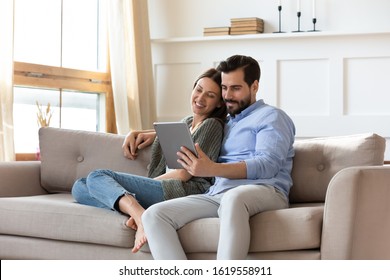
[
  {"xmin": 312, "ymin": 0, "xmax": 316, "ymax": 18},
  {"xmin": 297, "ymin": 0, "xmax": 301, "ymax": 12}
]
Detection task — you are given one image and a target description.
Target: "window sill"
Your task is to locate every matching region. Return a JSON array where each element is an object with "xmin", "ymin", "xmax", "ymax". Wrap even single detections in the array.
[{"xmin": 15, "ymin": 153, "xmax": 39, "ymax": 161}]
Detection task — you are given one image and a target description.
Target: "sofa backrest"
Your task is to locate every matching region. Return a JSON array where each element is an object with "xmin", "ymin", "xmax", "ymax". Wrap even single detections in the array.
[
  {"xmin": 39, "ymin": 128, "xmax": 386, "ymax": 201},
  {"xmin": 39, "ymin": 127, "xmax": 151, "ymax": 193},
  {"xmin": 289, "ymin": 133, "xmax": 386, "ymax": 204}
]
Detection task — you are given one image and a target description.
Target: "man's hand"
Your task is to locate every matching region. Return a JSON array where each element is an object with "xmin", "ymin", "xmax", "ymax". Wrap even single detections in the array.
[
  {"xmin": 178, "ymin": 143, "xmax": 247, "ymax": 179},
  {"xmin": 177, "ymin": 143, "xmax": 216, "ymax": 177},
  {"xmin": 122, "ymin": 130, "xmax": 156, "ymax": 160}
]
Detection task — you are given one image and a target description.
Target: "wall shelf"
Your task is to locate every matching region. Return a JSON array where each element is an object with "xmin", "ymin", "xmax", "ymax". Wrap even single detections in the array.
[{"xmin": 151, "ymin": 30, "xmax": 390, "ymax": 44}]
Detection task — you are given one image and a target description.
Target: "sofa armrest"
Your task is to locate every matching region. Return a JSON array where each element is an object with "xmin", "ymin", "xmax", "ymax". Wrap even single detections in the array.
[
  {"xmin": 321, "ymin": 166, "xmax": 390, "ymax": 259},
  {"xmin": 0, "ymin": 161, "xmax": 47, "ymax": 197}
]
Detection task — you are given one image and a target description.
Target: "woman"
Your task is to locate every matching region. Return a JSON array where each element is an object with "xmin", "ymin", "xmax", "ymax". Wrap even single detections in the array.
[{"xmin": 71, "ymin": 68, "xmax": 227, "ymax": 253}]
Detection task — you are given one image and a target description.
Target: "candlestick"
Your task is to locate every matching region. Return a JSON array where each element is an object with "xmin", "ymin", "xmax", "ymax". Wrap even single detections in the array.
[
  {"xmin": 308, "ymin": 17, "xmax": 320, "ymax": 32},
  {"xmin": 295, "ymin": 0, "xmax": 302, "ymax": 32},
  {"xmin": 273, "ymin": 5, "xmax": 285, "ymax": 33},
  {"xmin": 292, "ymin": 11, "xmax": 303, "ymax": 32},
  {"xmin": 308, "ymin": 0, "xmax": 320, "ymax": 32}
]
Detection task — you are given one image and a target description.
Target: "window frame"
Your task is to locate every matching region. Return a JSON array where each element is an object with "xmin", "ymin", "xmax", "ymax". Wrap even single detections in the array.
[{"xmin": 13, "ymin": 61, "xmax": 116, "ymax": 161}]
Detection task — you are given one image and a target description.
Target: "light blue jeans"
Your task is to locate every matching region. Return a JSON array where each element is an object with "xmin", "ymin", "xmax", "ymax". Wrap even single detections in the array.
[{"xmin": 71, "ymin": 169, "xmax": 164, "ymax": 212}]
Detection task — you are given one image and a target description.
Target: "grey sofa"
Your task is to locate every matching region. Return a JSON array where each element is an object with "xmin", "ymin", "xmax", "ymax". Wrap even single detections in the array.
[{"xmin": 0, "ymin": 127, "xmax": 389, "ymax": 259}]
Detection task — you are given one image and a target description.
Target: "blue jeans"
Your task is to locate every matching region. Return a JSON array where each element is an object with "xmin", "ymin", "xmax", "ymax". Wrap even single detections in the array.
[{"xmin": 71, "ymin": 169, "xmax": 164, "ymax": 211}]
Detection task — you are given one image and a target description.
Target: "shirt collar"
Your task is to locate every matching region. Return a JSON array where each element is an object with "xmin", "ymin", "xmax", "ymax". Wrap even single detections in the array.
[{"xmin": 228, "ymin": 99, "xmax": 265, "ymax": 122}]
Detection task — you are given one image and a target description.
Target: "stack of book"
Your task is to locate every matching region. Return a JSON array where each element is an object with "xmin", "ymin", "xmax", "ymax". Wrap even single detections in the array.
[
  {"xmin": 203, "ymin": 26, "xmax": 230, "ymax": 36},
  {"xmin": 230, "ymin": 17, "xmax": 264, "ymax": 35}
]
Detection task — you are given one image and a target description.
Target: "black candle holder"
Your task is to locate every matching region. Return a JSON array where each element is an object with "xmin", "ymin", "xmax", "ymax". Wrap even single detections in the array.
[
  {"xmin": 292, "ymin": 12, "xmax": 304, "ymax": 32},
  {"xmin": 308, "ymin": 18, "xmax": 320, "ymax": 32},
  {"xmin": 273, "ymin": 6, "xmax": 285, "ymax": 33}
]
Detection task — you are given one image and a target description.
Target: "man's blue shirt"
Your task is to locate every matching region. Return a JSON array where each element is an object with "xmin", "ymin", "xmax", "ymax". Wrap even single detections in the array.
[{"xmin": 206, "ymin": 99, "xmax": 296, "ymax": 198}]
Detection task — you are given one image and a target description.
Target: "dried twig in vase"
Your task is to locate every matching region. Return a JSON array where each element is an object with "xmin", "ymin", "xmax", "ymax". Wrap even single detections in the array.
[{"xmin": 36, "ymin": 101, "xmax": 53, "ymax": 127}]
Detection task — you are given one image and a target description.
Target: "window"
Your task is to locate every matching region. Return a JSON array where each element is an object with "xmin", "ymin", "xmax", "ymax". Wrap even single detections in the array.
[{"xmin": 13, "ymin": 0, "xmax": 115, "ymax": 158}]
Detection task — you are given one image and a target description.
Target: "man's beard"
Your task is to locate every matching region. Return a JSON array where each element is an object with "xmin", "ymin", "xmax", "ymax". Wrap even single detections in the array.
[{"xmin": 225, "ymin": 96, "xmax": 251, "ymax": 116}]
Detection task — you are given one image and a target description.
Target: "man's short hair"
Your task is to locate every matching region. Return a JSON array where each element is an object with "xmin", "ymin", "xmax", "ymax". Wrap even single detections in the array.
[{"xmin": 217, "ymin": 55, "xmax": 261, "ymax": 87}]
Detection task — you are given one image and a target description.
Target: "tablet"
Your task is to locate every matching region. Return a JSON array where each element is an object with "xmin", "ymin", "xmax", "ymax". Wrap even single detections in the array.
[{"xmin": 153, "ymin": 122, "xmax": 198, "ymax": 169}]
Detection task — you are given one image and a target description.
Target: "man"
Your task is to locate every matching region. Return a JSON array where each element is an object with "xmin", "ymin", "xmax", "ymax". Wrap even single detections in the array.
[{"xmin": 131, "ymin": 55, "xmax": 295, "ymax": 259}]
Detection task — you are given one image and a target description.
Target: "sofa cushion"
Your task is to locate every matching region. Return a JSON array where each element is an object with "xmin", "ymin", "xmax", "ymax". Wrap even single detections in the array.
[
  {"xmin": 249, "ymin": 206, "xmax": 323, "ymax": 252},
  {"xmin": 39, "ymin": 127, "xmax": 151, "ymax": 193},
  {"xmin": 0, "ymin": 193, "xmax": 135, "ymax": 248},
  {"xmin": 177, "ymin": 205, "xmax": 324, "ymax": 253},
  {"xmin": 290, "ymin": 133, "xmax": 385, "ymax": 203}
]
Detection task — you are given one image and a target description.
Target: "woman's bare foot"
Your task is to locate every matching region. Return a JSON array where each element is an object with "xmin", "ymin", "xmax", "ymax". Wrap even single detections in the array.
[
  {"xmin": 132, "ymin": 225, "xmax": 147, "ymax": 253},
  {"xmin": 118, "ymin": 194, "xmax": 147, "ymax": 253},
  {"xmin": 126, "ymin": 217, "xmax": 137, "ymax": 230}
]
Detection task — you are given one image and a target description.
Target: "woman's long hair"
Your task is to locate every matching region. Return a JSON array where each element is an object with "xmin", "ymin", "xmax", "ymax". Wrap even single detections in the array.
[{"xmin": 193, "ymin": 68, "xmax": 227, "ymax": 124}]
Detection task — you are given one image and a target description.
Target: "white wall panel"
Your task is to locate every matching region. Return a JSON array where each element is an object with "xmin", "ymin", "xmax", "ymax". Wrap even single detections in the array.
[
  {"xmin": 345, "ymin": 57, "xmax": 390, "ymax": 116},
  {"xmin": 278, "ymin": 59, "xmax": 329, "ymax": 116}
]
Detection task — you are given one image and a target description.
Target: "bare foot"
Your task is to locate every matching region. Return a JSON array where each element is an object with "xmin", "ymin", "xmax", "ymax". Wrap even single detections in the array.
[
  {"xmin": 126, "ymin": 217, "xmax": 137, "ymax": 230},
  {"xmin": 118, "ymin": 194, "xmax": 147, "ymax": 253},
  {"xmin": 132, "ymin": 225, "xmax": 147, "ymax": 253}
]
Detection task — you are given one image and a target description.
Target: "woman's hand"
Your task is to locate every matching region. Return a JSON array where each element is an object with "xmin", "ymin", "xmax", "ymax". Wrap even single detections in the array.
[{"xmin": 122, "ymin": 130, "xmax": 156, "ymax": 160}]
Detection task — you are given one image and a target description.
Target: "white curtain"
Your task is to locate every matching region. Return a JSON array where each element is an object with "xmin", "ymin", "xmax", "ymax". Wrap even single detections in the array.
[
  {"xmin": 0, "ymin": 0, "xmax": 15, "ymax": 161},
  {"xmin": 107, "ymin": 0, "xmax": 157, "ymax": 134}
]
